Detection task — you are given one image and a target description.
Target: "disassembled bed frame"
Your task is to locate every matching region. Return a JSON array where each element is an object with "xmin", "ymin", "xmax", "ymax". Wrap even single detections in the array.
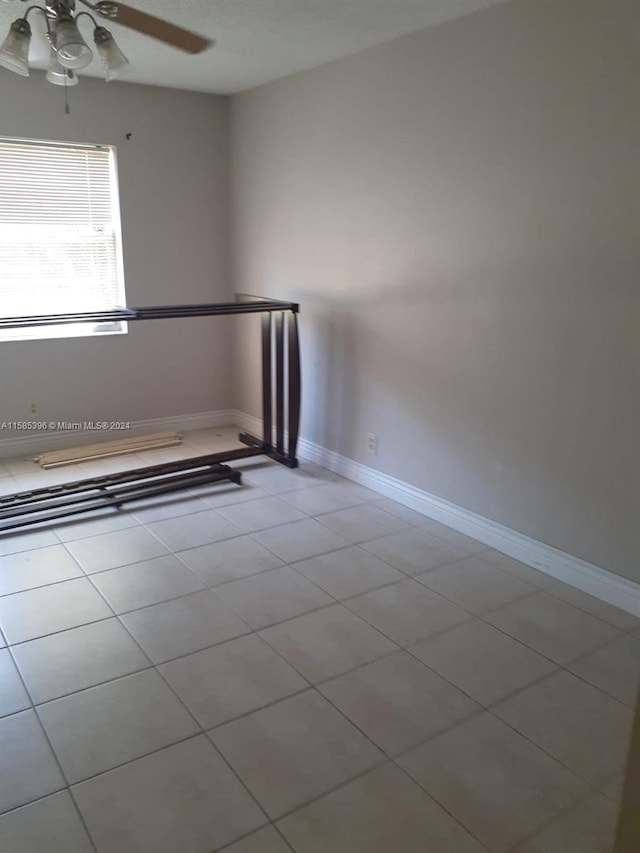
[{"xmin": 0, "ymin": 294, "xmax": 301, "ymax": 533}]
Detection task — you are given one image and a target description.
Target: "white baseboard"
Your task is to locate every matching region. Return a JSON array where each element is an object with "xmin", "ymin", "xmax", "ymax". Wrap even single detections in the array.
[
  {"xmin": 268, "ymin": 422, "xmax": 639, "ymax": 618},
  {"xmin": 0, "ymin": 410, "xmax": 236, "ymax": 458},
  {"xmin": 234, "ymin": 412, "xmax": 263, "ymax": 438}
]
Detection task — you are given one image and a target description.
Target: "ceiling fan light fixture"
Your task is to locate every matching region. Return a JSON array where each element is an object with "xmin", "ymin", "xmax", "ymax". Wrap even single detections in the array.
[
  {"xmin": 94, "ymin": 26, "xmax": 132, "ymax": 81},
  {"xmin": 46, "ymin": 46, "xmax": 79, "ymax": 86},
  {"xmin": 0, "ymin": 18, "xmax": 32, "ymax": 77},
  {"xmin": 55, "ymin": 13, "xmax": 93, "ymax": 70}
]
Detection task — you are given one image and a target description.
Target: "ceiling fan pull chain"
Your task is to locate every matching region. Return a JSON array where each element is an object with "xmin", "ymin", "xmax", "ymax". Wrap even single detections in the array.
[{"xmin": 64, "ymin": 72, "xmax": 71, "ymax": 115}]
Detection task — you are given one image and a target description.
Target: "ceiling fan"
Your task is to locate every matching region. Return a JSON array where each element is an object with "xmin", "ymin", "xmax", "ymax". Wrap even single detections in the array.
[
  {"xmin": 5, "ymin": 1, "xmax": 211, "ymax": 53},
  {"xmin": 0, "ymin": 0, "xmax": 212, "ymax": 86}
]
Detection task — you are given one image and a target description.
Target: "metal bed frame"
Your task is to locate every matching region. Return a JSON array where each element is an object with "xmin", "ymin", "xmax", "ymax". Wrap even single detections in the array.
[{"xmin": 0, "ymin": 294, "xmax": 301, "ymax": 533}]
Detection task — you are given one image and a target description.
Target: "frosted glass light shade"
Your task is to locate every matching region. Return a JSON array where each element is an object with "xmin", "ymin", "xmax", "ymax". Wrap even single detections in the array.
[
  {"xmin": 56, "ymin": 16, "xmax": 93, "ymax": 69},
  {"xmin": 94, "ymin": 27, "xmax": 132, "ymax": 81},
  {"xmin": 46, "ymin": 47, "xmax": 79, "ymax": 86},
  {"xmin": 0, "ymin": 18, "xmax": 32, "ymax": 77}
]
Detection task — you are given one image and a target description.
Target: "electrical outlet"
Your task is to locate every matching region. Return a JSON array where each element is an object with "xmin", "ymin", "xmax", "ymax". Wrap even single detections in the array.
[
  {"xmin": 29, "ymin": 402, "xmax": 38, "ymax": 416},
  {"xmin": 366, "ymin": 432, "xmax": 378, "ymax": 455}
]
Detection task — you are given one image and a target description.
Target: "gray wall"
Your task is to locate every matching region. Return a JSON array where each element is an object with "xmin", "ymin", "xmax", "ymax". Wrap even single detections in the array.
[
  {"xmin": 231, "ymin": 0, "xmax": 640, "ymax": 581},
  {"xmin": 0, "ymin": 72, "xmax": 232, "ymax": 429}
]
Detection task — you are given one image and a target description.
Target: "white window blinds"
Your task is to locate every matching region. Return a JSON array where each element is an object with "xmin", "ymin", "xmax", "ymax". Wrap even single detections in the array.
[{"xmin": 0, "ymin": 137, "xmax": 126, "ymax": 324}]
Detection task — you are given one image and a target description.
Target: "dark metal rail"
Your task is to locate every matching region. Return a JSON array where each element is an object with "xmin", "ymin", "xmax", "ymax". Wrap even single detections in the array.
[
  {"xmin": 0, "ymin": 294, "xmax": 302, "ymax": 532},
  {"xmin": 0, "ymin": 297, "xmax": 298, "ymax": 329}
]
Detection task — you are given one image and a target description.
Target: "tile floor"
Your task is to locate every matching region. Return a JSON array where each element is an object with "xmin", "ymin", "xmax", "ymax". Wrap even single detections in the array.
[{"xmin": 0, "ymin": 427, "xmax": 637, "ymax": 852}]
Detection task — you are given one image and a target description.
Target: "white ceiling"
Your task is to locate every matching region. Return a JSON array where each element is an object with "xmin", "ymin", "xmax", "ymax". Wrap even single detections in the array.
[{"xmin": 0, "ymin": 0, "xmax": 508, "ymax": 94}]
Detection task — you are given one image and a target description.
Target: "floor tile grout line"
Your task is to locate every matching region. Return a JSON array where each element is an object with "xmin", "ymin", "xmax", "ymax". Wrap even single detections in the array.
[
  {"xmin": 43, "ymin": 551, "xmax": 277, "ymax": 836},
  {"xmin": 395, "ymin": 604, "xmax": 636, "ymax": 715},
  {"xmin": 213, "ymin": 822, "xmax": 295, "ymax": 853},
  {"xmin": 483, "ymin": 700, "xmax": 629, "ymax": 795},
  {"xmin": 3, "ymin": 552, "xmax": 633, "ymax": 729},
  {"xmin": 0, "ymin": 785, "xmax": 96, "ymax": 853},
  {"xmin": 0, "ymin": 565, "xmax": 88, "ymax": 599},
  {"xmin": 28, "ymin": 703, "xmax": 101, "ymax": 853},
  {"xmin": 4, "ymin": 498, "xmax": 635, "ymax": 631},
  {"xmin": 3, "ymin": 450, "xmax": 635, "ymax": 844},
  {"xmin": 540, "ymin": 584, "xmax": 640, "ymax": 632},
  {"xmin": 198, "ymin": 683, "xmax": 314, "ymax": 734},
  {"xmin": 391, "ymin": 745, "xmax": 572, "ymax": 853},
  {"xmin": 70, "ymin": 730, "xmax": 273, "ymax": 844},
  {"xmin": 209, "ymin": 573, "xmax": 341, "ymax": 632},
  {"xmin": 388, "ymin": 757, "xmax": 496, "ymax": 853},
  {"xmin": 475, "ymin": 601, "xmax": 630, "ymax": 668},
  {"xmin": 270, "ymin": 753, "xmax": 494, "ymax": 853},
  {"xmin": 5, "ymin": 581, "xmax": 633, "ymax": 711},
  {"xmin": 501, "ymin": 784, "xmax": 618, "ymax": 852}
]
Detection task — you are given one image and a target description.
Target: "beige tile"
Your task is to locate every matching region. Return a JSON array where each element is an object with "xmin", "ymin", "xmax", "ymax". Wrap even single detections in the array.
[
  {"xmin": 0, "ymin": 791, "xmax": 93, "ymax": 853},
  {"xmin": 515, "ymin": 791, "xmax": 618, "ymax": 853},
  {"xmin": 493, "ymin": 670, "xmax": 634, "ymax": 784},
  {"xmin": 246, "ymin": 465, "xmax": 340, "ymax": 494},
  {"xmin": 146, "ymin": 509, "xmax": 242, "ymax": 552},
  {"xmin": 0, "ymin": 577, "xmax": 112, "ymax": 644},
  {"xmin": 178, "ymin": 535, "xmax": 284, "ymax": 586},
  {"xmin": 260, "ymin": 604, "xmax": 397, "ymax": 683},
  {"xmin": 282, "ymin": 482, "xmax": 376, "ymax": 516},
  {"xmin": 345, "ymin": 579, "xmax": 471, "ymax": 646},
  {"xmin": 2, "ymin": 456, "xmax": 46, "ymax": 476},
  {"xmin": 0, "ymin": 709, "xmax": 65, "ymax": 814},
  {"xmin": 195, "ymin": 482, "xmax": 271, "ymax": 509},
  {"xmin": 419, "ymin": 518, "xmax": 486, "ymax": 554},
  {"xmin": 90, "ymin": 554, "xmax": 204, "ymax": 613},
  {"xmin": 410, "ymin": 619, "xmax": 557, "ymax": 706},
  {"xmin": 214, "ymin": 566, "xmax": 333, "ymax": 629},
  {"xmin": 253, "ymin": 518, "xmax": 350, "ymax": 564},
  {"xmin": 77, "ymin": 455, "xmax": 146, "ymax": 477},
  {"xmin": 568, "ymin": 634, "xmax": 640, "ymax": 707},
  {"xmin": 216, "ymin": 496, "xmax": 307, "ymax": 533},
  {"xmin": 319, "ymin": 651, "xmax": 479, "ymax": 755},
  {"xmin": 12, "ymin": 618, "xmax": 150, "ymax": 704},
  {"xmin": 399, "ymin": 712, "xmax": 588, "ymax": 853},
  {"xmin": 66, "ymin": 527, "xmax": 169, "ymax": 574},
  {"xmin": 0, "ymin": 529, "xmax": 58, "ymax": 557},
  {"xmin": 547, "ymin": 581, "xmax": 639, "ymax": 630},
  {"xmin": 39, "ymin": 669, "xmax": 199, "ymax": 783},
  {"xmin": 72, "ymin": 736, "xmax": 266, "ymax": 853},
  {"xmin": 211, "ymin": 690, "xmax": 384, "ymax": 819},
  {"xmin": 277, "ymin": 762, "xmax": 485, "ymax": 853},
  {"xmin": 485, "ymin": 592, "xmax": 619, "ymax": 664},
  {"xmin": 480, "ymin": 549, "xmax": 556, "ymax": 588},
  {"xmin": 371, "ymin": 497, "xmax": 428, "ymax": 525},
  {"xmin": 129, "ymin": 493, "xmax": 209, "ymax": 524},
  {"xmin": 417, "ymin": 556, "xmax": 535, "ymax": 614},
  {"xmin": 184, "ymin": 425, "xmax": 242, "ymax": 446},
  {"xmin": 599, "ymin": 772, "xmax": 625, "ymax": 804},
  {"xmin": 0, "ymin": 648, "xmax": 31, "ymax": 717},
  {"xmin": 121, "ymin": 589, "xmax": 249, "ymax": 664},
  {"xmin": 291, "ymin": 546, "xmax": 403, "ymax": 599},
  {"xmin": 135, "ymin": 444, "xmax": 205, "ymax": 465},
  {"xmin": 221, "ymin": 826, "xmax": 291, "ymax": 853},
  {"xmin": 54, "ymin": 510, "xmax": 139, "ymax": 543},
  {"xmin": 13, "ymin": 468, "xmax": 84, "ymax": 490},
  {"xmin": 0, "ymin": 544, "xmax": 82, "ymax": 596},
  {"xmin": 362, "ymin": 528, "xmax": 468, "ymax": 575},
  {"xmin": 318, "ymin": 504, "xmax": 409, "ymax": 544},
  {"xmin": 160, "ymin": 634, "xmax": 307, "ymax": 729}
]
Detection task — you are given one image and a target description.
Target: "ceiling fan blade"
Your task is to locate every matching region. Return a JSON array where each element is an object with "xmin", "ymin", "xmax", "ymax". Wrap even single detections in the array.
[{"xmin": 95, "ymin": 2, "xmax": 212, "ymax": 54}]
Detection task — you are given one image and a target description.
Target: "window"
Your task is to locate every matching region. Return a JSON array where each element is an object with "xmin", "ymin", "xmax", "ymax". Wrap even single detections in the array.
[{"xmin": 0, "ymin": 136, "xmax": 127, "ymax": 342}]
